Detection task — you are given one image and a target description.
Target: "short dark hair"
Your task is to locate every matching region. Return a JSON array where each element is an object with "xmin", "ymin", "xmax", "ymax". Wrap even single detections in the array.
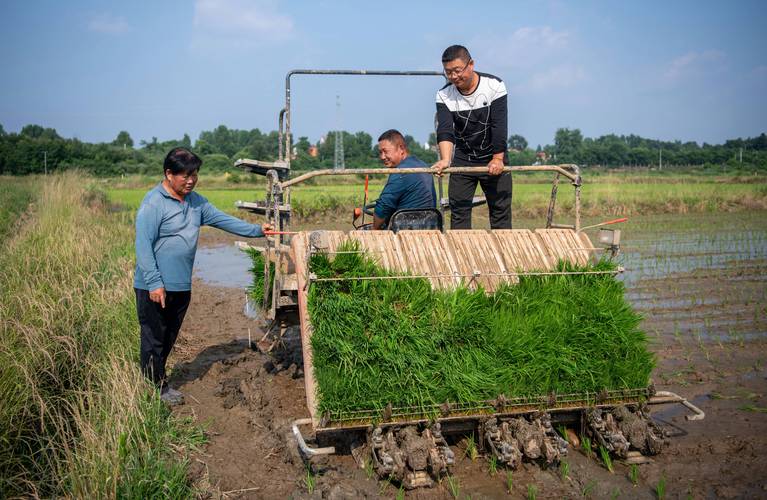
[
  {"xmin": 441, "ymin": 45, "xmax": 472, "ymax": 64},
  {"xmin": 377, "ymin": 129, "xmax": 408, "ymax": 151},
  {"xmin": 164, "ymin": 147, "xmax": 202, "ymax": 175}
]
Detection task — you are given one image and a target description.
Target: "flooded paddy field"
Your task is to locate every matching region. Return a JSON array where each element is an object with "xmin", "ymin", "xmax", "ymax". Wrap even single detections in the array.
[{"xmin": 169, "ymin": 212, "xmax": 766, "ymax": 499}]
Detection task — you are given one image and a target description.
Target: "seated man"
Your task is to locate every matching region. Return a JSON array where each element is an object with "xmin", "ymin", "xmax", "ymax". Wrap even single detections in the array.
[{"xmin": 373, "ymin": 129, "xmax": 437, "ymax": 230}]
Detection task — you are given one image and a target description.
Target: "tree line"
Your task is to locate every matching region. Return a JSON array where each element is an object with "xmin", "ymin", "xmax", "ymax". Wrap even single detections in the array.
[{"xmin": 0, "ymin": 122, "xmax": 764, "ymax": 176}]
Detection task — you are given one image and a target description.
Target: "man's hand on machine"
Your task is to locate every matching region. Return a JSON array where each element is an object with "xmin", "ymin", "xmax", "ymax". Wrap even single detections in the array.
[
  {"xmin": 431, "ymin": 158, "xmax": 450, "ymax": 176},
  {"xmin": 261, "ymin": 223, "xmax": 274, "ymax": 234},
  {"xmin": 488, "ymin": 158, "xmax": 504, "ymax": 176}
]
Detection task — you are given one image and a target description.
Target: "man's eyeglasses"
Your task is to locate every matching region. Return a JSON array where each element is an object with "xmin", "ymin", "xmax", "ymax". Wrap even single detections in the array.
[{"xmin": 443, "ymin": 60, "xmax": 472, "ymax": 78}]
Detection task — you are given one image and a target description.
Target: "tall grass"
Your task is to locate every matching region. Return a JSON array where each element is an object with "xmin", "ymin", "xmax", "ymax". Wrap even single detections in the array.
[
  {"xmin": 0, "ymin": 176, "xmax": 35, "ymax": 244},
  {"xmin": 0, "ymin": 172, "xmax": 202, "ymax": 497}
]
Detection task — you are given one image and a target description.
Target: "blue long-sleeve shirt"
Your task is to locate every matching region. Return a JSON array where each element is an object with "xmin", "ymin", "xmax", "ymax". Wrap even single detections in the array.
[
  {"xmin": 374, "ymin": 155, "xmax": 437, "ymax": 223},
  {"xmin": 134, "ymin": 183, "xmax": 265, "ymax": 291}
]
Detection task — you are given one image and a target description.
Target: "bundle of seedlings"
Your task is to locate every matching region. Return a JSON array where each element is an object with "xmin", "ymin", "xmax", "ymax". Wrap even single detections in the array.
[
  {"xmin": 302, "ymin": 241, "xmax": 654, "ymax": 418},
  {"xmin": 244, "ymin": 247, "xmax": 274, "ymax": 306}
]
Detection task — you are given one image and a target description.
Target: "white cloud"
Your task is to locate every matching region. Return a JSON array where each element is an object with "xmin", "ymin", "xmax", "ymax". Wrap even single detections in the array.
[
  {"xmin": 513, "ymin": 64, "xmax": 587, "ymax": 93},
  {"xmin": 663, "ymin": 50, "xmax": 726, "ymax": 81},
  {"xmin": 88, "ymin": 13, "xmax": 130, "ymax": 35},
  {"xmin": 472, "ymin": 26, "xmax": 571, "ymax": 70},
  {"xmin": 193, "ymin": 0, "xmax": 295, "ymax": 47}
]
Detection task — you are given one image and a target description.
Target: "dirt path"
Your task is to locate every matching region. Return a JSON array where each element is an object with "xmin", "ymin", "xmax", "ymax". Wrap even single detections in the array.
[{"xmin": 168, "ymin": 230, "xmax": 767, "ymax": 499}]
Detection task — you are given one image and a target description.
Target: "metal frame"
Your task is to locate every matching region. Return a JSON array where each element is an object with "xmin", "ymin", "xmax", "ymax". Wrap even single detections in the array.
[{"xmin": 230, "ymin": 70, "xmax": 703, "ymax": 460}]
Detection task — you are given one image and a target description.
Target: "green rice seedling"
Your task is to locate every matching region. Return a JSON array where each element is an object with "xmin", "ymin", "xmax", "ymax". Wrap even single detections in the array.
[
  {"xmin": 611, "ymin": 488, "xmax": 621, "ymax": 499},
  {"xmin": 364, "ymin": 457, "xmax": 375, "ymax": 479},
  {"xmin": 506, "ymin": 471, "xmax": 514, "ymax": 493},
  {"xmin": 244, "ymin": 247, "xmax": 274, "ymax": 307},
  {"xmin": 396, "ymin": 484, "xmax": 405, "ymax": 500},
  {"xmin": 599, "ymin": 445, "xmax": 614, "ymax": 473},
  {"xmin": 306, "ymin": 241, "xmax": 654, "ymax": 418},
  {"xmin": 304, "ymin": 464, "xmax": 317, "ymax": 494},
  {"xmin": 581, "ymin": 435, "xmax": 593, "ymax": 458},
  {"xmin": 560, "ymin": 459, "xmax": 570, "ymax": 480},
  {"xmin": 378, "ymin": 475, "xmax": 393, "ymax": 495},
  {"xmin": 527, "ymin": 484, "xmax": 537, "ymax": 500},
  {"xmin": 558, "ymin": 425, "xmax": 569, "ymax": 443},
  {"xmin": 739, "ymin": 404, "xmax": 767, "ymax": 413},
  {"xmin": 446, "ymin": 474, "xmax": 460, "ymax": 498},
  {"xmin": 629, "ymin": 464, "xmax": 639, "ymax": 486},
  {"xmin": 656, "ymin": 475, "xmax": 666, "ymax": 499},
  {"xmin": 488, "ymin": 455, "xmax": 498, "ymax": 476},
  {"xmin": 465, "ymin": 433, "xmax": 479, "ymax": 461},
  {"xmin": 582, "ymin": 480, "xmax": 597, "ymax": 497}
]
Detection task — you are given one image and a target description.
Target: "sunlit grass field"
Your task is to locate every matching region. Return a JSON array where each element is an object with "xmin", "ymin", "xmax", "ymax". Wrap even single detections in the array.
[{"xmin": 107, "ymin": 177, "xmax": 767, "ymax": 219}]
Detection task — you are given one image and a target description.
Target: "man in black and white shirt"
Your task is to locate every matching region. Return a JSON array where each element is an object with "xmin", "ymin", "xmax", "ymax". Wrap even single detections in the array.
[{"xmin": 433, "ymin": 45, "xmax": 511, "ymax": 229}]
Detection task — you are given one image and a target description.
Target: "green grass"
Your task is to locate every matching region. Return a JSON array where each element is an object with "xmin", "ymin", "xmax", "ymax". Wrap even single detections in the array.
[
  {"xmin": 0, "ymin": 172, "xmax": 202, "ymax": 497},
  {"xmin": 0, "ymin": 176, "xmax": 35, "ymax": 243},
  {"xmin": 307, "ymin": 241, "xmax": 653, "ymax": 417},
  {"xmin": 106, "ymin": 175, "xmax": 767, "ymax": 221}
]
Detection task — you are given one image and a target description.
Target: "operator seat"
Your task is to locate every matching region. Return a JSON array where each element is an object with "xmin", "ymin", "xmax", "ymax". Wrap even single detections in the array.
[{"xmin": 387, "ymin": 208, "xmax": 443, "ymax": 233}]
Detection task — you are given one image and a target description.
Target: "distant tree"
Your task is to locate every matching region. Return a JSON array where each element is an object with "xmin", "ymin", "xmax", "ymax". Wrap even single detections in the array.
[
  {"xmin": 194, "ymin": 139, "xmax": 215, "ymax": 155},
  {"xmin": 0, "ymin": 123, "xmax": 5, "ymax": 137},
  {"xmin": 508, "ymin": 134, "xmax": 528, "ymax": 151},
  {"xmin": 427, "ymin": 132, "xmax": 437, "ymax": 148},
  {"xmin": 181, "ymin": 133, "xmax": 192, "ymax": 148},
  {"xmin": 295, "ymin": 136, "xmax": 311, "ymax": 152},
  {"xmin": 112, "ymin": 131, "xmax": 134, "ymax": 148},
  {"xmin": 21, "ymin": 124, "xmax": 60, "ymax": 140},
  {"xmin": 554, "ymin": 128, "xmax": 583, "ymax": 162},
  {"xmin": 139, "ymin": 137, "xmax": 159, "ymax": 151}
]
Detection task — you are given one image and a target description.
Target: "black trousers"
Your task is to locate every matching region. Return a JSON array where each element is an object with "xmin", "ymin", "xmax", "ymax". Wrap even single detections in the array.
[
  {"xmin": 135, "ymin": 288, "xmax": 192, "ymax": 387},
  {"xmin": 449, "ymin": 172, "xmax": 513, "ymax": 229}
]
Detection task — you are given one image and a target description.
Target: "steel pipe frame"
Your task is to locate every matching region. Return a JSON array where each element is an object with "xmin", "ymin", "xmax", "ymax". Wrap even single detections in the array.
[{"xmin": 282, "ymin": 69, "xmax": 445, "ymax": 166}]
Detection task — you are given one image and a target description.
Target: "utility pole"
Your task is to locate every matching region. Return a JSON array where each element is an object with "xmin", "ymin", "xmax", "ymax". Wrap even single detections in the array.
[
  {"xmin": 44, "ymin": 151, "xmax": 47, "ymax": 175},
  {"xmin": 659, "ymin": 147, "xmax": 662, "ymax": 171},
  {"xmin": 333, "ymin": 95, "xmax": 345, "ymax": 170},
  {"xmin": 739, "ymin": 147, "xmax": 743, "ymax": 164}
]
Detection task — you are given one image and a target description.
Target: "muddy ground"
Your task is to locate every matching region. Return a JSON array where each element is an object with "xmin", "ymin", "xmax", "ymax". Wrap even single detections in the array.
[{"xmin": 169, "ymin": 227, "xmax": 767, "ymax": 499}]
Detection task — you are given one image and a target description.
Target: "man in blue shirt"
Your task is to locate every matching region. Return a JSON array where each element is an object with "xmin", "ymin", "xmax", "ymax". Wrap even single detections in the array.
[
  {"xmin": 134, "ymin": 147, "xmax": 272, "ymax": 404},
  {"xmin": 373, "ymin": 129, "xmax": 437, "ymax": 230}
]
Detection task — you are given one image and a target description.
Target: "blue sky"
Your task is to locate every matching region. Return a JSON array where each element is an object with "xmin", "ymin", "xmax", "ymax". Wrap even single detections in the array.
[{"xmin": 1, "ymin": 0, "xmax": 765, "ymax": 148}]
